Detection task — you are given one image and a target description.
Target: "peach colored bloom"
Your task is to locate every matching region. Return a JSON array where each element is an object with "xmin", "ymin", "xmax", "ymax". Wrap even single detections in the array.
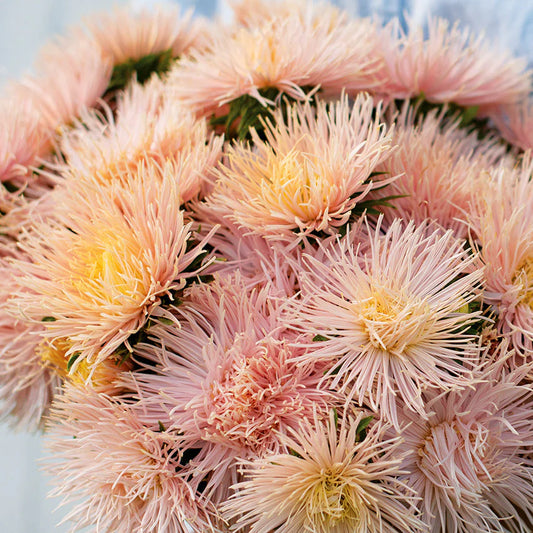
[
  {"xmin": 10, "ymin": 166, "xmax": 214, "ymax": 366},
  {"xmin": 210, "ymin": 95, "xmax": 394, "ymax": 241},
  {"xmin": 378, "ymin": 17, "xmax": 531, "ymax": 109},
  {"xmin": 86, "ymin": 5, "xmax": 209, "ymax": 65},
  {"xmin": 11, "ymin": 34, "xmax": 112, "ymax": 130},
  {"xmin": 467, "ymin": 155, "xmax": 533, "ymax": 356},
  {"xmin": 286, "ymin": 218, "xmax": 484, "ymax": 427},
  {"xmin": 374, "ymin": 106, "xmax": 506, "ymax": 238},
  {"xmin": 58, "ymin": 78, "xmax": 223, "ymax": 203},
  {"xmin": 130, "ymin": 274, "xmax": 332, "ymax": 489},
  {"xmin": 46, "ymin": 384, "xmax": 222, "ymax": 533},
  {"xmin": 169, "ymin": 10, "xmax": 382, "ymax": 117},
  {"xmin": 397, "ymin": 348, "xmax": 533, "ymax": 532},
  {"xmin": 223, "ymin": 410, "xmax": 424, "ymax": 533}
]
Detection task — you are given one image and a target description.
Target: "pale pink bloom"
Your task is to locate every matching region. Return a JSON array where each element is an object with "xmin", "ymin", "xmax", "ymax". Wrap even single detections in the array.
[
  {"xmin": 467, "ymin": 155, "xmax": 533, "ymax": 355},
  {"xmin": 378, "ymin": 17, "xmax": 531, "ymax": 109},
  {"xmin": 286, "ymin": 218, "xmax": 484, "ymax": 427},
  {"xmin": 0, "ymin": 253, "xmax": 59, "ymax": 431},
  {"xmin": 374, "ymin": 106, "xmax": 506, "ymax": 238},
  {"xmin": 169, "ymin": 10, "xmax": 382, "ymax": 117},
  {"xmin": 58, "ymin": 79, "xmax": 223, "ymax": 203},
  {"xmin": 86, "ymin": 5, "xmax": 209, "ymax": 65},
  {"xmin": 130, "ymin": 274, "xmax": 332, "ymax": 490},
  {"xmin": 10, "ymin": 167, "xmax": 214, "ymax": 366},
  {"xmin": 46, "ymin": 383, "xmax": 222, "ymax": 533},
  {"xmin": 397, "ymin": 347, "xmax": 533, "ymax": 532},
  {"xmin": 222, "ymin": 410, "xmax": 424, "ymax": 533},
  {"xmin": 210, "ymin": 95, "xmax": 395, "ymax": 241},
  {"xmin": 11, "ymin": 34, "xmax": 112, "ymax": 130},
  {"xmin": 492, "ymin": 100, "xmax": 533, "ymax": 152}
]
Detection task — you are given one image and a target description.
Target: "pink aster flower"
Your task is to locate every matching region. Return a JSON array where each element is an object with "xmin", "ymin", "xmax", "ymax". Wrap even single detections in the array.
[
  {"xmin": 210, "ymin": 94, "xmax": 395, "ymax": 241},
  {"xmin": 0, "ymin": 255, "xmax": 58, "ymax": 431},
  {"xmin": 45, "ymin": 383, "xmax": 222, "ymax": 533},
  {"xmin": 373, "ymin": 106, "xmax": 506, "ymax": 238},
  {"xmin": 492, "ymin": 100, "xmax": 533, "ymax": 152},
  {"xmin": 378, "ymin": 17, "xmax": 531, "ymax": 109},
  {"xmin": 86, "ymin": 5, "xmax": 208, "ymax": 65},
  {"xmin": 397, "ymin": 346, "xmax": 533, "ymax": 532},
  {"xmin": 169, "ymin": 9, "xmax": 382, "ymax": 117},
  {"xmin": 467, "ymin": 155, "xmax": 533, "ymax": 355},
  {"xmin": 10, "ymin": 166, "xmax": 214, "ymax": 366},
  {"xmin": 130, "ymin": 274, "xmax": 332, "ymax": 489},
  {"xmin": 222, "ymin": 410, "xmax": 424, "ymax": 533},
  {"xmin": 58, "ymin": 79, "xmax": 223, "ymax": 203},
  {"xmin": 11, "ymin": 33, "xmax": 112, "ymax": 130},
  {"xmin": 286, "ymin": 218, "xmax": 484, "ymax": 427}
]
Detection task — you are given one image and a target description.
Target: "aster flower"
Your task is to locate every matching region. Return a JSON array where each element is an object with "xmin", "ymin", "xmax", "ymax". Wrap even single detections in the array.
[
  {"xmin": 210, "ymin": 94, "xmax": 395, "ymax": 241},
  {"xmin": 223, "ymin": 410, "xmax": 423, "ymax": 533},
  {"xmin": 467, "ymin": 155, "xmax": 533, "ymax": 355},
  {"xmin": 58, "ymin": 78, "xmax": 223, "ymax": 203},
  {"xmin": 45, "ymin": 383, "xmax": 222, "ymax": 533},
  {"xmin": 397, "ymin": 346, "xmax": 533, "ymax": 532},
  {"xmin": 130, "ymin": 274, "xmax": 332, "ymax": 489},
  {"xmin": 9, "ymin": 166, "xmax": 214, "ymax": 366},
  {"xmin": 378, "ymin": 17, "xmax": 530, "ymax": 109},
  {"xmin": 373, "ymin": 106, "xmax": 506, "ymax": 238},
  {"xmin": 170, "ymin": 8, "xmax": 382, "ymax": 117},
  {"xmin": 492, "ymin": 100, "xmax": 533, "ymax": 152},
  {"xmin": 287, "ymin": 218, "xmax": 484, "ymax": 426},
  {"xmin": 86, "ymin": 5, "xmax": 208, "ymax": 66},
  {"xmin": 12, "ymin": 34, "xmax": 112, "ymax": 129}
]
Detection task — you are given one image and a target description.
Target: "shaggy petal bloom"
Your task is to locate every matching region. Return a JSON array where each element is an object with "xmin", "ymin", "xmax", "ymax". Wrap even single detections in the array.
[
  {"xmin": 378, "ymin": 17, "xmax": 530, "ymax": 109},
  {"xmin": 492, "ymin": 100, "xmax": 533, "ymax": 152},
  {"xmin": 287, "ymin": 218, "xmax": 484, "ymax": 426},
  {"xmin": 223, "ymin": 411, "xmax": 423, "ymax": 533},
  {"xmin": 10, "ymin": 167, "xmax": 214, "ymax": 365},
  {"xmin": 373, "ymin": 106, "xmax": 506, "ymax": 238},
  {"xmin": 10, "ymin": 34, "xmax": 111, "ymax": 130},
  {"xmin": 210, "ymin": 95, "xmax": 394, "ymax": 240},
  {"xmin": 130, "ymin": 274, "xmax": 332, "ymax": 489},
  {"xmin": 397, "ymin": 350, "xmax": 533, "ymax": 532},
  {"xmin": 45, "ymin": 384, "xmax": 222, "ymax": 533},
  {"xmin": 58, "ymin": 79, "xmax": 223, "ymax": 202},
  {"xmin": 86, "ymin": 5, "xmax": 208, "ymax": 65},
  {"xmin": 0, "ymin": 255, "xmax": 58, "ymax": 430},
  {"xmin": 170, "ymin": 8, "xmax": 382, "ymax": 117},
  {"xmin": 467, "ymin": 155, "xmax": 533, "ymax": 355}
]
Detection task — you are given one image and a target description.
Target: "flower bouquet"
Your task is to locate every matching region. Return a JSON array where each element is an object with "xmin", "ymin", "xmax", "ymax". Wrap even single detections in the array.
[{"xmin": 2, "ymin": 1, "xmax": 533, "ymax": 531}]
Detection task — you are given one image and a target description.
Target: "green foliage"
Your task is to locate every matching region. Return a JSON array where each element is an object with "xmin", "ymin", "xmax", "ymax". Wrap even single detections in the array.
[
  {"xmin": 210, "ymin": 85, "xmax": 318, "ymax": 141},
  {"xmin": 355, "ymin": 415, "xmax": 373, "ymax": 442},
  {"xmin": 105, "ymin": 48, "xmax": 175, "ymax": 94},
  {"xmin": 312, "ymin": 334, "xmax": 329, "ymax": 342},
  {"xmin": 66, "ymin": 351, "xmax": 81, "ymax": 372}
]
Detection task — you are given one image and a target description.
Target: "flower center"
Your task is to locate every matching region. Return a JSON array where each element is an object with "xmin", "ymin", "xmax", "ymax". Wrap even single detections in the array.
[
  {"xmin": 354, "ymin": 285, "xmax": 432, "ymax": 353},
  {"xmin": 513, "ymin": 256, "xmax": 533, "ymax": 309}
]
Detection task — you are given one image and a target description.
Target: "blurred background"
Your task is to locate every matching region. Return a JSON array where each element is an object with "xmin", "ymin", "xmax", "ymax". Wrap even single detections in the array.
[{"xmin": 0, "ymin": 0, "xmax": 532, "ymax": 531}]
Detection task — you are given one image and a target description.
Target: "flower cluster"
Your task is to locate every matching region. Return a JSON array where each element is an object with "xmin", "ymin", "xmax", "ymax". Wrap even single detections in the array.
[{"xmin": 1, "ymin": 1, "xmax": 533, "ymax": 532}]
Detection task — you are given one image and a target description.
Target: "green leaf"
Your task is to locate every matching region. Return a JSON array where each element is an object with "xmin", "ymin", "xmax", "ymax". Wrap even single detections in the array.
[
  {"xmin": 289, "ymin": 448, "xmax": 303, "ymax": 459},
  {"xmin": 356, "ymin": 415, "xmax": 373, "ymax": 442},
  {"xmin": 158, "ymin": 421, "xmax": 166, "ymax": 432},
  {"xmin": 66, "ymin": 352, "xmax": 81, "ymax": 372},
  {"xmin": 41, "ymin": 316, "xmax": 56, "ymax": 322},
  {"xmin": 312, "ymin": 334, "xmax": 329, "ymax": 342}
]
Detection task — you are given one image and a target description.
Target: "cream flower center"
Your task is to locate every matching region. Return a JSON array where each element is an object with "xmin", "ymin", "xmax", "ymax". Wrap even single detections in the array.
[
  {"xmin": 513, "ymin": 256, "xmax": 533, "ymax": 309},
  {"xmin": 354, "ymin": 285, "xmax": 432, "ymax": 353}
]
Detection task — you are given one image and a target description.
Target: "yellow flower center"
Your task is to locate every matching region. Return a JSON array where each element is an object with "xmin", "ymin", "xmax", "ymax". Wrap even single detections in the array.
[
  {"xmin": 354, "ymin": 285, "xmax": 432, "ymax": 354},
  {"xmin": 513, "ymin": 256, "xmax": 533, "ymax": 309}
]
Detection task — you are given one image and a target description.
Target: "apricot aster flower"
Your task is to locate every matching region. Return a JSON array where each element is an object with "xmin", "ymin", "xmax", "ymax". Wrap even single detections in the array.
[
  {"xmin": 130, "ymin": 274, "xmax": 331, "ymax": 490},
  {"xmin": 223, "ymin": 410, "xmax": 423, "ymax": 533},
  {"xmin": 374, "ymin": 106, "xmax": 506, "ymax": 238},
  {"xmin": 210, "ymin": 94, "xmax": 394, "ymax": 240},
  {"xmin": 378, "ymin": 17, "xmax": 530, "ymax": 109},
  {"xmin": 86, "ymin": 5, "xmax": 208, "ymax": 65},
  {"xmin": 170, "ymin": 8, "xmax": 381, "ymax": 116},
  {"xmin": 287, "ymin": 218, "xmax": 484, "ymax": 426},
  {"xmin": 10, "ymin": 167, "xmax": 214, "ymax": 366},
  {"xmin": 397, "ymin": 349, "xmax": 533, "ymax": 532},
  {"xmin": 45, "ymin": 384, "xmax": 222, "ymax": 533},
  {"xmin": 467, "ymin": 155, "xmax": 533, "ymax": 355}
]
